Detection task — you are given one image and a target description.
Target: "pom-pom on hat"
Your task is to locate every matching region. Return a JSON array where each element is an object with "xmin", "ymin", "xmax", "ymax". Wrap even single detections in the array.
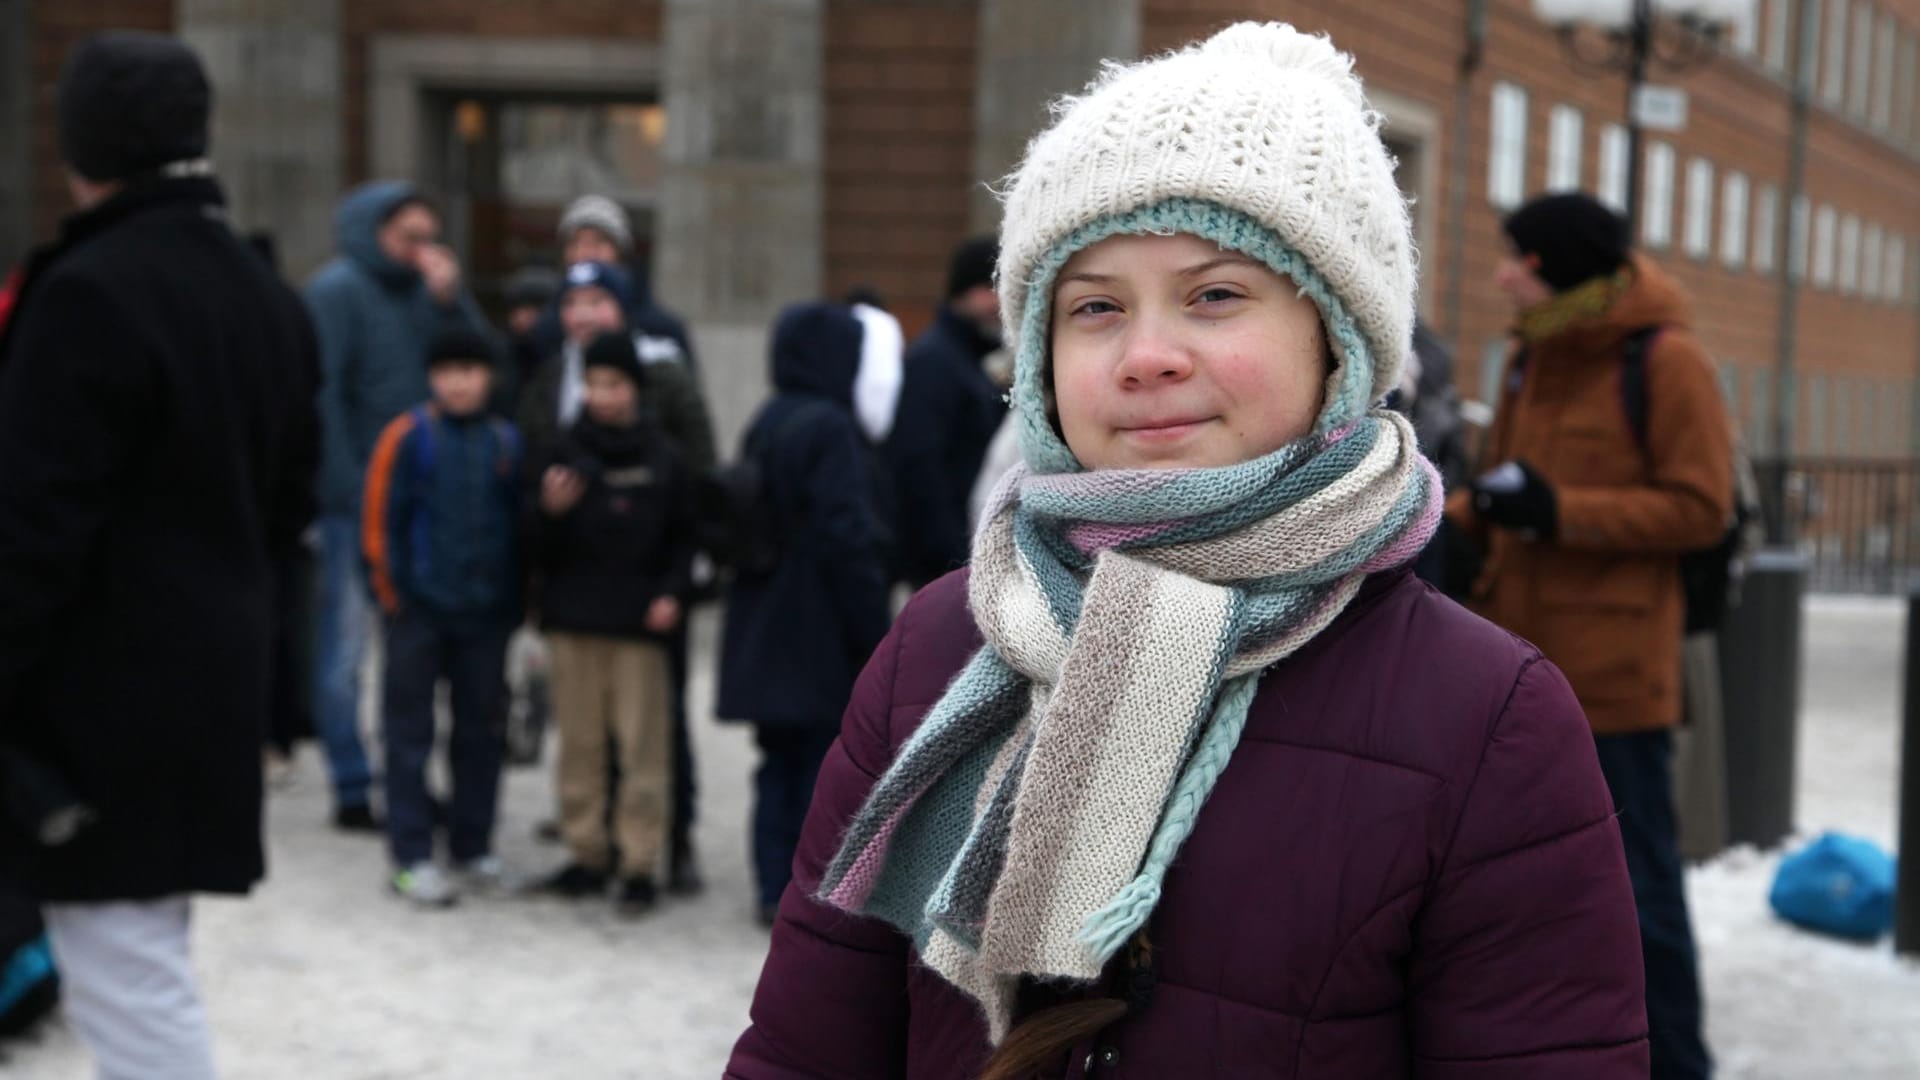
[{"xmin": 994, "ymin": 22, "xmax": 1417, "ymax": 473}]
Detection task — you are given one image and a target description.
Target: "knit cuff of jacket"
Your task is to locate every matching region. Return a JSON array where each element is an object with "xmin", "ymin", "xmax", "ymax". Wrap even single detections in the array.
[{"xmin": 1008, "ymin": 198, "xmax": 1378, "ymax": 476}]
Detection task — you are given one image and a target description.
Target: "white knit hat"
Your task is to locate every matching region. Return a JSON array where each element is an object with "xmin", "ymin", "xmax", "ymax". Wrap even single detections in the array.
[
  {"xmin": 557, "ymin": 194, "xmax": 634, "ymax": 253},
  {"xmin": 995, "ymin": 23, "xmax": 1415, "ymax": 467}
]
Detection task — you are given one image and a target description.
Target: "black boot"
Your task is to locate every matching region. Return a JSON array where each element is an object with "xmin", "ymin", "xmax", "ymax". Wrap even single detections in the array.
[
  {"xmin": 616, "ymin": 875, "xmax": 658, "ymax": 917},
  {"xmin": 332, "ymin": 802, "xmax": 382, "ymax": 834},
  {"xmin": 539, "ymin": 863, "xmax": 609, "ymax": 899},
  {"xmin": 667, "ymin": 837, "xmax": 705, "ymax": 896}
]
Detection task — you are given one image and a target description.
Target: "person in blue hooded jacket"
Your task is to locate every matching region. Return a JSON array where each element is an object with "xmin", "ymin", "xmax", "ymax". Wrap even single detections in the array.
[
  {"xmin": 718, "ymin": 300, "xmax": 898, "ymax": 925},
  {"xmin": 305, "ymin": 182, "xmax": 491, "ymax": 831}
]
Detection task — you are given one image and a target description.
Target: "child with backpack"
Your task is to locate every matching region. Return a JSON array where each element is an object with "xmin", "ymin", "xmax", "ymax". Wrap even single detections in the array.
[
  {"xmin": 532, "ymin": 332, "xmax": 699, "ymax": 915},
  {"xmin": 363, "ymin": 327, "xmax": 523, "ymax": 908}
]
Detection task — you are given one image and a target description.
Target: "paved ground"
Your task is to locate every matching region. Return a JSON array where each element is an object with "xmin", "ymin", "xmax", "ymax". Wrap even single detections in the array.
[{"xmin": 8, "ymin": 598, "xmax": 1919, "ymax": 1078}]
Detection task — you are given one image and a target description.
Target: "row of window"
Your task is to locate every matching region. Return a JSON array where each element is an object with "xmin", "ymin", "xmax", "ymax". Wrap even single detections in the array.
[
  {"xmin": 1489, "ymin": 84, "xmax": 1913, "ymax": 305},
  {"xmin": 1723, "ymin": 367, "xmax": 1915, "ymax": 457},
  {"xmin": 1726, "ymin": 0, "xmax": 1920, "ymax": 149}
]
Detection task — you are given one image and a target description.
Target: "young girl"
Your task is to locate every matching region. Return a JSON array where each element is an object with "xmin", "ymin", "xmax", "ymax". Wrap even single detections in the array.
[{"xmin": 727, "ymin": 23, "xmax": 1647, "ymax": 1079}]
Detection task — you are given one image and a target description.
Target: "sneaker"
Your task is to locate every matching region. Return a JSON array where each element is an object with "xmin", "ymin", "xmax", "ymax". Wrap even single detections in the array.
[
  {"xmin": 333, "ymin": 803, "xmax": 382, "ymax": 833},
  {"xmin": 615, "ymin": 875, "xmax": 658, "ymax": 917},
  {"xmin": 456, "ymin": 855, "xmax": 512, "ymax": 895},
  {"xmin": 539, "ymin": 863, "xmax": 609, "ymax": 899},
  {"xmin": 391, "ymin": 863, "xmax": 458, "ymax": 908},
  {"xmin": 667, "ymin": 843, "xmax": 706, "ymax": 897}
]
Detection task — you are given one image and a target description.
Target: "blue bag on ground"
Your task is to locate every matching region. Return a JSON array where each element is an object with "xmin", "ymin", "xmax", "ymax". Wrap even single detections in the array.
[{"xmin": 1768, "ymin": 832, "xmax": 1897, "ymax": 940}]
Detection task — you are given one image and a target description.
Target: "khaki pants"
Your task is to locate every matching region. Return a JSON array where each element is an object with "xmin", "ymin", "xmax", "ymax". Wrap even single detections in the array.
[{"xmin": 549, "ymin": 632, "xmax": 672, "ymax": 877}]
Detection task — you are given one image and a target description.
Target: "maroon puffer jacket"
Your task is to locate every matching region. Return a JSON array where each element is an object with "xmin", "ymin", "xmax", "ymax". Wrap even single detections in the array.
[{"xmin": 727, "ymin": 568, "xmax": 1649, "ymax": 1079}]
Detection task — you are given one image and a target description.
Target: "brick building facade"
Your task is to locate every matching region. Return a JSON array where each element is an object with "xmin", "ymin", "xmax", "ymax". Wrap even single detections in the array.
[{"xmin": 4, "ymin": 0, "xmax": 1917, "ymax": 456}]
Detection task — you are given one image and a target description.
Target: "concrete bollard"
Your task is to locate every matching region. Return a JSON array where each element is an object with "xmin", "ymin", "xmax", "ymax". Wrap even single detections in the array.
[
  {"xmin": 1718, "ymin": 549, "xmax": 1807, "ymax": 850},
  {"xmin": 1897, "ymin": 589, "xmax": 1920, "ymax": 956}
]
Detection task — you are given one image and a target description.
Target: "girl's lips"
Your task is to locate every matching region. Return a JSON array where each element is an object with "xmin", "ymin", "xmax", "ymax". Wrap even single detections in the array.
[{"xmin": 1118, "ymin": 417, "xmax": 1216, "ymax": 441}]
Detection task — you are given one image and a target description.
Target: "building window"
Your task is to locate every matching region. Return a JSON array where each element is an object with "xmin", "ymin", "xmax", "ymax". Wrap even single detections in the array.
[
  {"xmin": 1835, "ymin": 377, "xmax": 1855, "ymax": 454},
  {"xmin": 1850, "ymin": 3, "xmax": 1874, "ymax": 117},
  {"xmin": 1683, "ymin": 157, "xmax": 1715, "ymax": 259},
  {"xmin": 1807, "ymin": 374, "xmax": 1827, "ymax": 455},
  {"xmin": 1751, "ymin": 371, "xmax": 1774, "ymax": 453},
  {"xmin": 1898, "ymin": 32, "xmax": 1917, "ymax": 146},
  {"xmin": 1731, "ymin": 1, "xmax": 1760, "ymax": 55},
  {"xmin": 1838, "ymin": 213, "xmax": 1861, "ymax": 293},
  {"xmin": 1823, "ymin": 0, "xmax": 1849, "ymax": 105},
  {"xmin": 1863, "ymin": 223, "xmax": 1883, "ymax": 297},
  {"xmin": 1766, "ymin": 0, "xmax": 1793, "ymax": 73},
  {"xmin": 1887, "ymin": 233, "xmax": 1907, "ymax": 301},
  {"xmin": 1644, "ymin": 142, "xmax": 1676, "ymax": 248},
  {"xmin": 1489, "ymin": 82, "xmax": 1528, "ymax": 210},
  {"xmin": 1598, "ymin": 124, "xmax": 1630, "ymax": 211},
  {"xmin": 1872, "ymin": 13, "xmax": 1896, "ymax": 128},
  {"xmin": 1720, "ymin": 171, "xmax": 1750, "ymax": 269},
  {"xmin": 1479, "ymin": 339, "xmax": 1509, "ymax": 408},
  {"xmin": 1755, "ymin": 184, "xmax": 1780, "ymax": 272},
  {"xmin": 1791, "ymin": 195, "xmax": 1812, "ymax": 280},
  {"xmin": 1812, "ymin": 203, "xmax": 1836, "ymax": 286},
  {"xmin": 1547, "ymin": 105, "xmax": 1583, "ymax": 192}
]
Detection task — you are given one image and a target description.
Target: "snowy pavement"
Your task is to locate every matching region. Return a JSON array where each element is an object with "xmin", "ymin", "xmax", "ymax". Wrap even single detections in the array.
[{"xmin": 8, "ymin": 598, "xmax": 1920, "ymax": 1078}]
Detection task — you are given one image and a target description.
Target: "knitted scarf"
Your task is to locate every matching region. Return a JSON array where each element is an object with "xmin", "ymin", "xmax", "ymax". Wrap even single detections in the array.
[
  {"xmin": 817, "ymin": 410, "xmax": 1440, "ymax": 1039},
  {"xmin": 1516, "ymin": 268, "xmax": 1633, "ymax": 344}
]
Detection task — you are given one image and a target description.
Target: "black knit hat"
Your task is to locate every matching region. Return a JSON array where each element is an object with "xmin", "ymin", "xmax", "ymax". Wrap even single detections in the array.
[
  {"xmin": 1502, "ymin": 193, "xmax": 1632, "ymax": 293},
  {"xmin": 57, "ymin": 32, "xmax": 211, "ymax": 182},
  {"xmin": 946, "ymin": 235, "xmax": 1000, "ymax": 299},
  {"xmin": 583, "ymin": 331, "xmax": 645, "ymax": 388},
  {"xmin": 426, "ymin": 327, "xmax": 498, "ymax": 370}
]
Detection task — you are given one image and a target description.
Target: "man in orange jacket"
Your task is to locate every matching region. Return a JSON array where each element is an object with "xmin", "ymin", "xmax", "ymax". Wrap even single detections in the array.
[{"xmin": 1449, "ymin": 193, "xmax": 1733, "ymax": 1080}]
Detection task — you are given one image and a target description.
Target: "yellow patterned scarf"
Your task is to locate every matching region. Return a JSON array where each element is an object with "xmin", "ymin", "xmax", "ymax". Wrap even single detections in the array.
[{"xmin": 1517, "ymin": 268, "xmax": 1632, "ymax": 344}]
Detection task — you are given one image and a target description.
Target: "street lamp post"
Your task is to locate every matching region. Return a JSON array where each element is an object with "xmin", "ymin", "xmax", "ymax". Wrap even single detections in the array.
[{"xmin": 1534, "ymin": 0, "xmax": 1750, "ymax": 236}]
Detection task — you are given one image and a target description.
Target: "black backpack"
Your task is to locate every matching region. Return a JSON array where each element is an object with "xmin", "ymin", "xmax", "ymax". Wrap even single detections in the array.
[
  {"xmin": 699, "ymin": 407, "xmax": 810, "ymax": 579},
  {"xmin": 1618, "ymin": 327, "xmax": 1759, "ymax": 633}
]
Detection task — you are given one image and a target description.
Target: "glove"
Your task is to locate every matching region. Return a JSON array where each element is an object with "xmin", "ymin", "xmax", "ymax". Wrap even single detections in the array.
[{"xmin": 1472, "ymin": 460, "xmax": 1557, "ymax": 538}]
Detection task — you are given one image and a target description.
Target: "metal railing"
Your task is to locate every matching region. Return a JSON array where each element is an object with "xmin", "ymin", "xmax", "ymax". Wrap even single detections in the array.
[{"xmin": 1754, "ymin": 458, "xmax": 1920, "ymax": 594}]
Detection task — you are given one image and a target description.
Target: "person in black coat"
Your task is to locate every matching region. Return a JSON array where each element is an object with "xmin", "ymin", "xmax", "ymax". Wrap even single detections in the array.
[
  {"xmin": 0, "ymin": 32, "xmax": 318, "ymax": 1078},
  {"xmin": 880, "ymin": 236, "xmax": 1007, "ymax": 588},
  {"xmin": 719, "ymin": 301, "xmax": 894, "ymax": 924},
  {"xmin": 530, "ymin": 332, "xmax": 699, "ymax": 914}
]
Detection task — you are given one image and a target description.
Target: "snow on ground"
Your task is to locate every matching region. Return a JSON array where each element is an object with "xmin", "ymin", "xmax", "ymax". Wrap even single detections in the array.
[
  {"xmin": 1690, "ymin": 595, "xmax": 1920, "ymax": 1078},
  {"xmin": 6, "ymin": 599, "xmax": 1919, "ymax": 1077}
]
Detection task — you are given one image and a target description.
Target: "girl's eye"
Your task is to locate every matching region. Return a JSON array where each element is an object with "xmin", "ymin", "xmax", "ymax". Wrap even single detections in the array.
[
  {"xmin": 1071, "ymin": 299, "xmax": 1119, "ymax": 316},
  {"xmin": 1196, "ymin": 287, "xmax": 1242, "ymax": 305}
]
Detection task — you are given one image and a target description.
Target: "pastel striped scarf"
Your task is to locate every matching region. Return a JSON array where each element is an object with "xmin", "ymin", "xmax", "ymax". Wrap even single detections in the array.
[{"xmin": 816, "ymin": 409, "xmax": 1441, "ymax": 1040}]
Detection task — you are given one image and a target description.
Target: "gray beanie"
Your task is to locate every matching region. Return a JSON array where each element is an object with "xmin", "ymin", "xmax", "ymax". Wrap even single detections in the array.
[{"xmin": 557, "ymin": 195, "xmax": 633, "ymax": 253}]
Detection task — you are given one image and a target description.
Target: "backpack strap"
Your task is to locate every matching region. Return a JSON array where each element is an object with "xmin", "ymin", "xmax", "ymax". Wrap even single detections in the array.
[
  {"xmin": 1619, "ymin": 326, "xmax": 1664, "ymax": 450},
  {"xmin": 406, "ymin": 405, "xmax": 437, "ymax": 580},
  {"xmin": 488, "ymin": 416, "xmax": 520, "ymax": 479},
  {"xmin": 408, "ymin": 405, "xmax": 438, "ymax": 488}
]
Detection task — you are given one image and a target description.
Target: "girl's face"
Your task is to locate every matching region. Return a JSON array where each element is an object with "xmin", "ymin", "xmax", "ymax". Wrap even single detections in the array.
[{"xmin": 1050, "ymin": 232, "xmax": 1328, "ymax": 471}]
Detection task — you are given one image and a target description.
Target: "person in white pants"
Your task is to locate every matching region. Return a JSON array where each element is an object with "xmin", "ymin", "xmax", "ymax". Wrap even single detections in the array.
[
  {"xmin": 0, "ymin": 31, "xmax": 320, "ymax": 1080},
  {"xmin": 42, "ymin": 898, "xmax": 215, "ymax": 1080}
]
